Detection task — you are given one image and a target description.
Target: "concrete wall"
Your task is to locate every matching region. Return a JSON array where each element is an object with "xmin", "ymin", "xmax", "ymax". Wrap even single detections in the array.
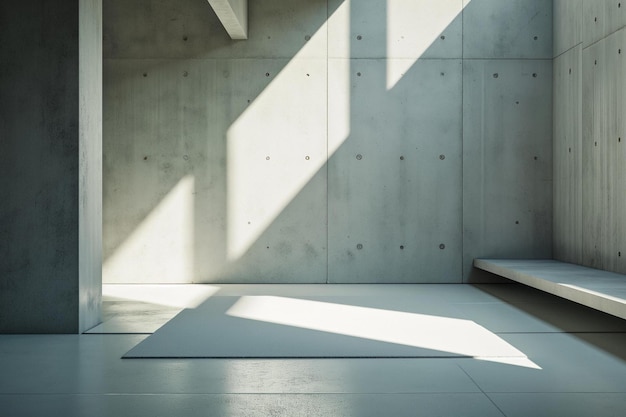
[
  {"xmin": 0, "ymin": 0, "xmax": 102, "ymax": 333},
  {"xmin": 103, "ymin": 0, "xmax": 553, "ymax": 284},
  {"xmin": 79, "ymin": 0, "xmax": 103, "ymax": 332},
  {"xmin": 553, "ymin": 1, "xmax": 626, "ymax": 272},
  {"xmin": 462, "ymin": 0, "xmax": 554, "ymax": 282}
]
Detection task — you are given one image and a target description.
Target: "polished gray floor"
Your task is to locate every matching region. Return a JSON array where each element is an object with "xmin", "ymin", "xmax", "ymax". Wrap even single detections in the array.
[{"xmin": 1, "ymin": 284, "xmax": 625, "ymax": 416}]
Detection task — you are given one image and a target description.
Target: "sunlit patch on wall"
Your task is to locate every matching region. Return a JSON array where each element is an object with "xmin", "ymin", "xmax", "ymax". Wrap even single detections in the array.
[
  {"xmin": 386, "ymin": 0, "xmax": 464, "ymax": 90},
  {"xmin": 226, "ymin": 25, "xmax": 329, "ymax": 261},
  {"xmin": 103, "ymin": 175, "xmax": 195, "ymax": 282},
  {"xmin": 103, "ymin": 283, "xmax": 219, "ymax": 308}
]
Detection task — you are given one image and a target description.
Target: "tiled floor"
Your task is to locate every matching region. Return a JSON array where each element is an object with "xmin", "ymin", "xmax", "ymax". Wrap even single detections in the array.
[{"xmin": 1, "ymin": 284, "xmax": 625, "ymax": 416}]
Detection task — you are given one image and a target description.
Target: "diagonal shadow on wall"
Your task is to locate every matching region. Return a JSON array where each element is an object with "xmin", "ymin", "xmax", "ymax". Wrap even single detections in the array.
[
  {"xmin": 104, "ymin": 0, "xmax": 338, "ymax": 283},
  {"xmin": 103, "ymin": 0, "xmax": 553, "ymax": 284},
  {"xmin": 103, "ymin": 0, "xmax": 465, "ymax": 284}
]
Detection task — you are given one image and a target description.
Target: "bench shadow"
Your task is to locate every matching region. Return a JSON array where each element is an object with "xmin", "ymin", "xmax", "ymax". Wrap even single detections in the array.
[{"xmin": 473, "ymin": 277, "xmax": 626, "ymax": 362}]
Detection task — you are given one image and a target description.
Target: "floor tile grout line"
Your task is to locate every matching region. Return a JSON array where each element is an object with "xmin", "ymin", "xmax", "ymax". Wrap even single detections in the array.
[
  {"xmin": 494, "ymin": 331, "xmax": 626, "ymax": 335},
  {"xmin": 84, "ymin": 333, "xmax": 154, "ymax": 335},
  {"xmin": 0, "ymin": 392, "xmax": 512, "ymax": 397},
  {"xmin": 85, "ymin": 331, "xmax": 626, "ymax": 336},
  {"xmin": 477, "ymin": 391, "xmax": 626, "ymax": 395},
  {"xmin": 2, "ymin": 391, "xmax": 626, "ymax": 396},
  {"xmin": 457, "ymin": 363, "xmax": 509, "ymax": 417}
]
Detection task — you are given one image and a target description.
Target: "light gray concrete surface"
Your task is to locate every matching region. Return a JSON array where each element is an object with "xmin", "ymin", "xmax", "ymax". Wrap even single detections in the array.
[
  {"xmin": 581, "ymin": 40, "xmax": 608, "ymax": 270},
  {"xmin": 582, "ymin": 0, "xmax": 625, "ymax": 48},
  {"xmin": 0, "ymin": 1, "xmax": 102, "ymax": 333},
  {"xmin": 553, "ymin": 0, "xmax": 582, "ymax": 57},
  {"xmin": 3, "ymin": 284, "xmax": 626, "ymax": 416},
  {"xmin": 553, "ymin": 45, "xmax": 583, "ymax": 264},
  {"xmin": 208, "ymin": 0, "xmax": 248, "ymax": 40},
  {"xmin": 79, "ymin": 0, "xmax": 103, "ymax": 334},
  {"xmin": 327, "ymin": 59, "xmax": 462, "ymax": 283},
  {"xmin": 103, "ymin": 0, "xmax": 554, "ymax": 284},
  {"xmin": 327, "ymin": 0, "xmax": 463, "ymax": 59},
  {"xmin": 103, "ymin": 56, "xmax": 328, "ymax": 283},
  {"xmin": 582, "ymin": 0, "xmax": 607, "ymax": 48},
  {"xmin": 605, "ymin": 29, "xmax": 626, "ymax": 273},
  {"xmin": 570, "ymin": 27, "xmax": 626, "ymax": 274},
  {"xmin": 463, "ymin": 59, "xmax": 554, "ymax": 282},
  {"xmin": 474, "ymin": 258, "xmax": 626, "ymax": 320},
  {"xmin": 122, "ymin": 293, "xmax": 529, "ymax": 358},
  {"xmin": 103, "ymin": 0, "xmax": 327, "ymax": 59},
  {"xmin": 462, "ymin": 0, "xmax": 553, "ymax": 59}
]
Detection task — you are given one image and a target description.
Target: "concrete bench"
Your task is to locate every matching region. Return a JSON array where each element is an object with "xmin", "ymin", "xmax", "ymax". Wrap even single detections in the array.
[{"xmin": 474, "ymin": 259, "xmax": 626, "ymax": 320}]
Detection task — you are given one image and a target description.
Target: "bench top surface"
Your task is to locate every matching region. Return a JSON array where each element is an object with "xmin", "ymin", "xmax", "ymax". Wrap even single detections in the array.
[{"xmin": 474, "ymin": 259, "xmax": 626, "ymax": 319}]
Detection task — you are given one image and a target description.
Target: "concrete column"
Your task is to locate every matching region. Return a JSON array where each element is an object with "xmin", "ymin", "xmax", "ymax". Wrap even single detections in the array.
[{"xmin": 0, "ymin": 0, "xmax": 102, "ymax": 333}]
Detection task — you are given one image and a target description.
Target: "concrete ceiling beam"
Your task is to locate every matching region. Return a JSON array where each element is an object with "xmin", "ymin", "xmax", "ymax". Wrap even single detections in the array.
[{"xmin": 207, "ymin": 0, "xmax": 247, "ymax": 40}]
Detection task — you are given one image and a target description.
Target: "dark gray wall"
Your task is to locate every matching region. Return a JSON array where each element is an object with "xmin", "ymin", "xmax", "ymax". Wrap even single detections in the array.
[{"xmin": 0, "ymin": 0, "xmax": 102, "ymax": 333}]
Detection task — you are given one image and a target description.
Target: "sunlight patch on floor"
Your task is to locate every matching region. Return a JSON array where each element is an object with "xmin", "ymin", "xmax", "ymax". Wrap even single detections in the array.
[{"xmin": 227, "ymin": 295, "xmax": 541, "ymax": 368}]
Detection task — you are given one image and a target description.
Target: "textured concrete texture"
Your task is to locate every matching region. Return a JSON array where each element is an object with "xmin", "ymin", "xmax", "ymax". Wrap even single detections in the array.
[
  {"xmin": 554, "ymin": 2, "xmax": 626, "ymax": 274},
  {"xmin": 103, "ymin": 0, "xmax": 327, "ymax": 59},
  {"xmin": 463, "ymin": 59, "xmax": 554, "ymax": 281},
  {"xmin": 103, "ymin": 0, "xmax": 554, "ymax": 284},
  {"xmin": 327, "ymin": 0, "xmax": 463, "ymax": 60},
  {"xmin": 208, "ymin": 0, "xmax": 248, "ymax": 39},
  {"xmin": 582, "ymin": 29, "xmax": 626, "ymax": 272},
  {"xmin": 474, "ymin": 259, "xmax": 626, "ymax": 320},
  {"xmin": 327, "ymin": 58, "xmax": 462, "ymax": 283},
  {"xmin": 553, "ymin": 45, "xmax": 583, "ymax": 264},
  {"xmin": 553, "ymin": 0, "xmax": 582, "ymax": 57},
  {"xmin": 3, "ymin": 283, "xmax": 626, "ymax": 416},
  {"xmin": 79, "ymin": 0, "xmax": 103, "ymax": 333},
  {"xmin": 582, "ymin": 0, "xmax": 626, "ymax": 48},
  {"xmin": 462, "ymin": 0, "xmax": 553, "ymax": 59},
  {"xmin": 0, "ymin": 1, "xmax": 102, "ymax": 333}
]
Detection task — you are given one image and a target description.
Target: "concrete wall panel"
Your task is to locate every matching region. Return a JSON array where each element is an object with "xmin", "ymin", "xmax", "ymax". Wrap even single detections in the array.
[
  {"xmin": 581, "ymin": 0, "xmax": 624, "ymax": 47},
  {"xmin": 463, "ymin": 59, "xmax": 553, "ymax": 282},
  {"xmin": 553, "ymin": 0, "xmax": 582, "ymax": 57},
  {"xmin": 103, "ymin": 58, "xmax": 328, "ymax": 283},
  {"xmin": 553, "ymin": 45, "xmax": 583, "ymax": 263},
  {"xmin": 1, "ymin": 2, "xmax": 79, "ymax": 333},
  {"xmin": 579, "ymin": 31, "xmax": 626, "ymax": 274},
  {"xmin": 79, "ymin": 0, "xmax": 103, "ymax": 332},
  {"xmin": 1, "ymin": 0, "xmax": 102, "ymax": 333},
  {"xmin": 328, "ymin": 0, "xmax": 463, "ymax": 59},
  {"xmin": 214, "ymin": 58, "xmax": 328, "ymax": 283},
  {"xmin": 581, "ymin": 40, "xmax": 608, "ymax": 269},
  {"xmin": 608, "ymin": 0, "xmax": 626, "ymax": 35},
  {"xmin": 565, "ymin": 10, "xmax": 626, "ymax": 277},
  {"xmin": 463, "ymin": 0, "xmax": 553, "ymax": 59},
  {"xmin": 103, "ymin": 59, "xmax": 218, "ymax": 283},
  {"xmin": 104, "ymin": 0, "xmax": 328, "ymax": 59},
  {"xmin": 582, "ymin": 0, "xmax": 607, "ymax": 47},
  {"xmin": 607, "ymin": 29, "xmax": 626, "ymax": 272},
  {"xmin": 102, "ymin": 0, "xmax": 553, "ymax": 285},
  {"xmin": 328, "ymin": 59, "xmax": 463, "ymax": 283}
]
